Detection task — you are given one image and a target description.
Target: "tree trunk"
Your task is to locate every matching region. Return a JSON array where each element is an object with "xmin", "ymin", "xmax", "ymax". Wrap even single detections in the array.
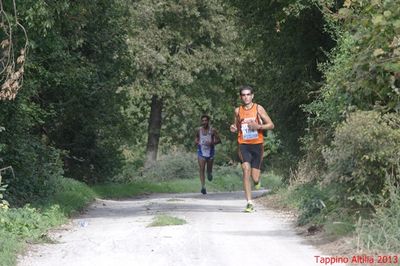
[{"xmin": 145, "ymin": 95, "xmax": 163, "ymax": 168}]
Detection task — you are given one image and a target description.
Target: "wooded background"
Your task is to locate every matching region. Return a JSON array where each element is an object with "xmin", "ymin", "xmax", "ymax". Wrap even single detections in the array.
[{"xmin": 0, "ymin": 0, "xmax": 398, "ymax": 210}]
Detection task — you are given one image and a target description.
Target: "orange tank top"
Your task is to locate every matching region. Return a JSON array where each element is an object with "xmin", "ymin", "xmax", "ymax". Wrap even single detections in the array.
[{"xmin": 237, "ymin": 103, "xmax": 263, "ymax": 144}]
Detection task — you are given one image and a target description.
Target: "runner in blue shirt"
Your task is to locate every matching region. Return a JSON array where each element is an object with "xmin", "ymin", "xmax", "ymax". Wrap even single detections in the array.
[{"xmin": 195, "ymin": 115, "xmax": 221, "ymax": 194}]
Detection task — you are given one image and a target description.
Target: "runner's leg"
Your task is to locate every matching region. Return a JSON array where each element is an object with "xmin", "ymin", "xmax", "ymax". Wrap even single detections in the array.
[
  {"xmin": 198, "ymin": 157, "xmax": 206, "ymax": 189},
  {"xmin": 239, "ymin": 144, "xmax": 253, "ymax": 202},
  {"xmin": 250, "ymin": 144, "xmax": 263, "ymax": 186},
  {"xmin": 206, "ymin": 158, "xmax": 214, "ymax": 181},
  {"xmin": 241, "ymin": 162, "xmax": 252, "ymax": 202},
  {"xmin": 251, "ymin": 168, "xmax": 261, "ymax": 184}
]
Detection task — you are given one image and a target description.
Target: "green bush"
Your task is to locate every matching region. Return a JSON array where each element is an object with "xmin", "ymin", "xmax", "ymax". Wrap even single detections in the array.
[
  {"xmin": 0, "ymin": 84, "xmax": 65, "ymax": 207},
  {"xmin": 294, "ymin": 183, "xmax": 330, "ymax": 225},
  {"xmin": 46, "ymin": 178, "xmax": 97, "ymax": 216},
  {"xmin": 300, "ymin": 0, "xmax": 400, "ymax": 194},
  {"xmin": 0, "ymin": 177, "xmax": 95, "ymax": 266},
  {"xmin": 275, "ymin": 182, "xmax": 327, "ymax": 223},
  {"xmin": 356, "ymin": 170, "xmax": 400, "ymax": 253},
  {"xmin": 2, "ymin": 139, "xmax": 64, "ymax": 206},
  {"xmin": 0, "ymin": 204, "xmax": 65, "ymax": 266},
  {"xmin": 210, "ymin": 164, "xmax": 243, "ymax": 191},
  {"xmin": 0, "ymin": 205, "xmax": 63, "ymax": 240},
  {"xmin": 262, "ymin": 172, "xmax": 283, "ymax": 192},
  {"xmin": 142, "ymin": 152, "xmax": 198, "ymax": 181},
  {"xmin": 323, "ymin": 111, "xmax": 400, "ymax": 206},
  {"xmin": 0, "ymin": 230, "xmax": 20, "ymax": 266}
]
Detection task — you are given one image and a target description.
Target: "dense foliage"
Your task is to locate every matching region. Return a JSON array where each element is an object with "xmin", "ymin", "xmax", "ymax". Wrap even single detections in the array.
[
  {"xmin": 323, "ymin": 111, "xmax": 400, "ymax": 206},
  {"xmin": 227, "ymin": 0, "xmax": 335, "ymax": 174},
  {"xmin": 1, "ymin": 0, "xmax": 132, "ymax": 205},
  {"xmin": 301, "ymin": 0, "xmax": 400, "ymax": 206},
  {"xmin": 125, "ymin": 0, "xmax": 241, "ymax": 166},
  {"xmin": 0, "ymin": 2, "xmax": 398, "ymax": 253}
]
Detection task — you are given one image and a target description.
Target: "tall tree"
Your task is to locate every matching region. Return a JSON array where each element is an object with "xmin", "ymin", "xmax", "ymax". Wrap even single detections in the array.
[
  {"xmin": 227, "ymin": 0, "xmax": 335, "ymax": 173},
  {"xmin": 16, "ymin": 0, "xmax": 132, "ymax": 183},
  {"xmin": 127, "ymin": 0, "xmax": 239, "ymax": 166}
]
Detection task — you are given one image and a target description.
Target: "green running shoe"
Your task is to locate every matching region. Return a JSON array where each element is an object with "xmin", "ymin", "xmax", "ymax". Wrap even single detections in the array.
[
  {"xmin": 244, "ymin": 203, "xmax": 254, "ymax": 213},
  {"xmin": 254, "ymin": 180, "xmax": 261, "ymax": 190},
  {"xmin": 201, "ymin": 188, "xmax": 207, "ymax": 195}
]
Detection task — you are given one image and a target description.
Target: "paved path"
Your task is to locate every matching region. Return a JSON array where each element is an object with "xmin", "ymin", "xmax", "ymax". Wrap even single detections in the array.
[{"xmin": 18, "ymin": 190, "xmax": 343, "ymax": 266}]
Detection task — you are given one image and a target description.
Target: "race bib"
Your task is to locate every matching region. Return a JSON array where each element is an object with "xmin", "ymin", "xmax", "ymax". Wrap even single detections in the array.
[
  {"xmin": 200, "ymin": 144, "xmax": 211, "ymax": 157},
  {"xmin": 241, "ymin": 124, "xmax": 258, "ymax": 140}
]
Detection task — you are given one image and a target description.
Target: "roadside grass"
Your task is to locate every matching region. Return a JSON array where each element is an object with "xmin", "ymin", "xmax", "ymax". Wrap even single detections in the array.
[
  {"xmin": 262, "ymin": 171, "xmax": 283, "ymax": 192},
  {"xmin": 1, "ymin": 164, "xmax": 245, "ymax": 266},
  {"xmin": 267, "ymin": 183, "xmax": 357, "ymax": 234},
  {"xmin": 94, "ymin": 165, "xmax": 244, "ymax": 199},
  {"xmin": 92, "ymin": 179, "xmax": 200, "ymax": 198},
  {"xmin": 147, "ymin": 214, "xmax": 187, "ymax": 227},
  {"xmin": 38, "ymin": 178, "xmax": 98, "ymax": 216},
  {"xmin": 0, "ymin": 232, "xmax": 20, "ymax": 266},
  {"xmin": 0, "ymin": 178, "xmax": 97, "ymax": 266},
  {"xmin": 263, "ymin": 181, "xmax": 400, "ymax": 256},
  {"xmin": 0, "ymin": 168, "xmax": 322, "ymax": 266},
  {"xmin": 356, "ymin": 182, "xmax": 400, "ymax": 254}
]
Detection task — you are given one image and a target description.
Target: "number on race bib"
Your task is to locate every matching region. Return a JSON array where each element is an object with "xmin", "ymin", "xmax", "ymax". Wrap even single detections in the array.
[{"xmin": 241, "ymin": 124, "xmax": 258, "ymax": 140}]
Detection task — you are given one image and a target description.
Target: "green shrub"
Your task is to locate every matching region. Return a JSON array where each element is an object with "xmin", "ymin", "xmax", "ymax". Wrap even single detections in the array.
[
  {"xmin": 356, "ymin": 170, "xmax": 400, "ymax": 253},
  {"xmin": 142, "ymin": 152, "xmax": 198, "ymax": 181},
  {"xmin": 275, "ymin": 182, "xmax": 330, "ymax": 225},
  {"xmin": 0, "ymin": 177, "xmax": 96, "ymax": 266},
  {"xmin": 0, "ymin": 205, "xmax": 63, "ymax": 240},
  {"xmin": 262, "ymin": 172, "xmax": 283, "ymax": 192},
  {"xmin": 1, "ymin": 139, "xmax": 64, "ymax": 206},
  {"xmin": 209, "ymin": 164, "xmax": 243, "ymax": 191},
  {"xmin": 0, "ymin": 97, "xmax": 66, "ymax": 206},
  {"xmin": 0, "ymin": 229, "xmax": 20, "ymax": 266},
  {"xmin": 43, "ymin": 177, "xmax": 97, "ymax": 216},
  {"xmin": 213, "ymin": 139, "xmax": 237, "ymax": 165},
  {"xmin": 295, "ymin": 183, "xmax": 330, "ymax": 225},
  {"xmin": 323, "ymin": 111, "xmax": 400, "ymax": 206}
]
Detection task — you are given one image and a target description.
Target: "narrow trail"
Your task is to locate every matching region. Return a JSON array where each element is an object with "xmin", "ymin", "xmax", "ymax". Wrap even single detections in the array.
[{"xmin": 18, "ymin": 190, "xmax": 344, "ymax": 266}]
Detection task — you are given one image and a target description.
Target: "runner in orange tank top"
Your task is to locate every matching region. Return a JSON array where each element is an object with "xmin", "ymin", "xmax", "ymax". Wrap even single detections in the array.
[
  {"xmin": 237, "ymin": 103, "xmax": 264, "ymax": 145},
  {"xmin": 230, "ymin": 85, "xmax": 275, "ymax": 212}
]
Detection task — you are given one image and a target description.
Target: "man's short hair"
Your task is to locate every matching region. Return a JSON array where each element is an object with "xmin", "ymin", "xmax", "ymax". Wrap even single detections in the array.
[
  {"xmin": 201, "ymin": 114, "xmax": 210, "ymax": 121},
  {"xmin": 239, "ymin": 85, "xmax": 254, "ymax": 95}
]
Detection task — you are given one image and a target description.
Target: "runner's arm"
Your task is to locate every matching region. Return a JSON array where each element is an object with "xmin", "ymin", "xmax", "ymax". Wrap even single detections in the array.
[
  {"xmin": 195, "ymin": 129, "xmax": 200, "ymax": 145},
  {"xmin": 212, "ymin": 129, "xmax": 222, "ymax": 145},
  {"xmin": 230, "ymin": 107, "xmax": 240, "ymax": 133},
  {"xmin": 255, "ymin": 105, "xmax": 274, "ymax": 131}
]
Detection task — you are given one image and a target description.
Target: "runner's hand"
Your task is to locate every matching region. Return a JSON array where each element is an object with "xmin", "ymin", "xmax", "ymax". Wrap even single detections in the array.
[
  {"xmin": 230, "ymin": 124, "xmax": 237, "ymax": 133},
  {"xmin": 248, "ymin": 121, "xmax": 260, "ymax": 131}
]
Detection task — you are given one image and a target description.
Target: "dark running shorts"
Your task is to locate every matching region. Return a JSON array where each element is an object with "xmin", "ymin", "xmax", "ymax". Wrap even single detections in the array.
[{"xmin": 238, "ymin": 143, "xmax": 264, "ymax": 169}]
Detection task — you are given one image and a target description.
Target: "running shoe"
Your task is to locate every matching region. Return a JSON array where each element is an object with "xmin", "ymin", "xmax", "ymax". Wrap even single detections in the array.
[
  {"xmin": 254, "ymin": 180, "xmax": 261, "ymax": 190},
  {"xmin": 244, "ymin": 203, "xmax": 254, "ymax": 213},
  {"xmin": 201, "ymin": 188, "xmax": 207, "ymax": 195},
  {"xmin": 207, "ymin": 172, "xmax": 213, "ymax": 181}
]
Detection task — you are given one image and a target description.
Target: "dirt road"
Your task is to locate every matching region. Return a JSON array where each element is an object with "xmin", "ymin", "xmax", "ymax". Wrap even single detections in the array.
[{"xmin": 18, "ymin": 190, "xmax": 343, "ymax": 266}]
